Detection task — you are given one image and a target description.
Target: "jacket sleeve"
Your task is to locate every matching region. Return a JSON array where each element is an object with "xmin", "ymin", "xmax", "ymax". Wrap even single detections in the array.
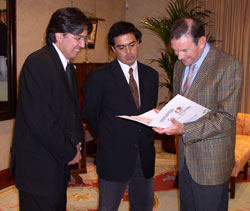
[
  {"xmin": 182, "ymin": 59, "xmax": 243, "ymax": 144},
  {"xmin": 82, "ymin": 70, "xmax": 103, "ymax": 134}
]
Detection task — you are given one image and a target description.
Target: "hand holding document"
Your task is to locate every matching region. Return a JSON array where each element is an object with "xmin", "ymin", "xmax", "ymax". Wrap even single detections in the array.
[{"xmin": 117, "ymin": 94, "xmax": 210, "ymax": 128}]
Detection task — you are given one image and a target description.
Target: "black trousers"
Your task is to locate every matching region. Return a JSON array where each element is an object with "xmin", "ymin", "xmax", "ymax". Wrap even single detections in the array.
[
  {"xmin": 98, "ymin": 153, "xmax": 154, "ymax": 211},
  {"xmin": 19, "ymin": 188, "xmax": 67, "ymax": 211},
  {"xmin": 179, "ymin": 159, "xmax": 229, "ymax": 211}
]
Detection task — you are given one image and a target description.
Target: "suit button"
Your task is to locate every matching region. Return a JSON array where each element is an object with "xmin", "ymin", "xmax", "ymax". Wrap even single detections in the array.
[
  {"xmin": 134, "ymin": 144, "xmax": 138, "ymax": 148},
  {"xmin": 72, "ymin": 113, "xmax": 76, "ymax": 118}
]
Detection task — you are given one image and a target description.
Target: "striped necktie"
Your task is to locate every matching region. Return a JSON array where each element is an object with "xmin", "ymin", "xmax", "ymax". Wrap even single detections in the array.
[
  {"xmin": 129, "ymin": 68, "xmax": 140, "ymax": 109},
  {"xmin": 181, "ymin": 64, "xmax": 195, "ymax": 97}
]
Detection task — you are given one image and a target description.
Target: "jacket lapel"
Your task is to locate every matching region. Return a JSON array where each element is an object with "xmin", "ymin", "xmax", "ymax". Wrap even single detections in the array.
[
  {"xmin": 110, "ymin": 59, "xmax": 140, "ymax": 111},
  {"xmin": 138, "ymin": 62, "xmax": 147, "ymax": 112},
  {"xmin": 187, "ymin": 48, "xmax": 216, "ymax": 99},
  {"xmin": 174, "ymin": 62, "xmax": 185, "ymax": 96},
  {"xmin": 48, "ymin": 45, "xmax": 76, "ymax": 101}
]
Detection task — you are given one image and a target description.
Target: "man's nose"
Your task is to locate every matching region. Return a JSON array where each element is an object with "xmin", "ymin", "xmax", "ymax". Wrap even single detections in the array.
[
  {"xmin": 125, "ymin": 46, "xmax": 131, "ymax": 54},
  {"xmin": 178, "ymin": 52, "xmax": 184, "ymax": 60}
]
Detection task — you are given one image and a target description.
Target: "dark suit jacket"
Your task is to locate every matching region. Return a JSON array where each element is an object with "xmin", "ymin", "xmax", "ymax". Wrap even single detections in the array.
[
  {"xmin": 0, "ymin": 21, "xmax": 7, "ymax": 56},
  {"xmin": 83, "ymin": 59, "xmax": 158, "ymax": 182},
  {"xmin": 173, "ymin": 47, "xmax": 243, "ymax": 185},
  {"xmin": 10, "ymin": 45, "xmax": 84, "ymax": 198}
]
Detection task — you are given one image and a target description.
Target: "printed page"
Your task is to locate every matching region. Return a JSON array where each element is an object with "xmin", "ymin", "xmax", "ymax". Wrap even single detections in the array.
[
  {"xmin": 117, "ymin": 95, "xmax": 210, "ymax": 128},
  {"xmin": 149, "ymin": 94, "xmax": 210, "ymax": 128}
]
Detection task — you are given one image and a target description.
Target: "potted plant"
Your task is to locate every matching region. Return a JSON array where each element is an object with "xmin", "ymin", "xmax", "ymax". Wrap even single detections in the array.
[{"xmin": 142, "ymin": 0, "xmax": 214, "ymax": 152}]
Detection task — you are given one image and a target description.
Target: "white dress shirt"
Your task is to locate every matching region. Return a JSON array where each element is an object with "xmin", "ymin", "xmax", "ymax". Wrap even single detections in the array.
[{"xmin": 118, "ymin": 59, "xmax": 141, "ymax": 105}]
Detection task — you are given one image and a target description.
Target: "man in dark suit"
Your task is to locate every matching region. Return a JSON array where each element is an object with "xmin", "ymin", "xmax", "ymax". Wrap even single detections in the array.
[
  {"xmin": 0, "ymin": 9, "xmax": 7, "ymax": 80},
  {"xmin": 0, "ymin": 9, "xmax": 7, "ymax": 57},
  {"xmin": 9, "ymin": 7, "xmax": 92, "ymax": 211},
  {"xmin": 83, "ymin": 21, "xmax": 159, "ymax": 211},
  {"xmin": 154, "ymin": 18, "xmax": 243, "ymax": 211}
]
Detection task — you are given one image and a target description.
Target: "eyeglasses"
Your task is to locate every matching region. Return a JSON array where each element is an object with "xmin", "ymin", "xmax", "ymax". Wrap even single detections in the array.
[
  {"xmin": 72, "ymin": 34, "xmax": 86, "ymax": 42},
  {"xmin": 66, "ymin": 33, "xmax": 86, "ymax": 42}
]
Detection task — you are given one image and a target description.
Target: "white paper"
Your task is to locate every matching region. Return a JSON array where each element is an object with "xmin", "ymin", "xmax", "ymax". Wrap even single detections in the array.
[
  {"xmin": 117, "ymin": 94, "xmax": 210, "ymax": 128},
  {"xmin": 118, "ymin": 109, "xmax": 158, "ymax": 126}
]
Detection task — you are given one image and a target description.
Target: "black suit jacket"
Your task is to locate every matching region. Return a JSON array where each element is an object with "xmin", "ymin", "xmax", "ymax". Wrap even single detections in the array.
[
  {"xmin": 0, "ymin": 21, "xmax": 7, "ymax": 56},
  {"xmin": 10, "ymin": 45, "xmax": 84, "ymax": 198},
  {"xmin": 83, "ymin": 59, "xmax": 158, "ymax": 182}
]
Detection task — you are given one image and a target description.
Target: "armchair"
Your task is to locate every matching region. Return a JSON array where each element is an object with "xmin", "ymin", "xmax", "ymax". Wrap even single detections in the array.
[{"xmin": 229, "ymin": 112, "xmax": 250, "ymax": 198}]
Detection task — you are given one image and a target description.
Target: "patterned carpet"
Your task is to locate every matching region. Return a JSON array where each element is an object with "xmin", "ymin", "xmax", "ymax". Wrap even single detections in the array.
[{"xmin": 0, "ymin": 141, "xmax": 249, "ymax": 211}]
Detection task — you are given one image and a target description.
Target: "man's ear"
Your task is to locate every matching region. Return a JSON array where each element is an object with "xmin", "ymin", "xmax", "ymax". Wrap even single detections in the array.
[
  {"xmin": 199, "ymin": 36, "xmax": 206, "ymax": 47},
  {"xmin": 111, "ymin": 46, "xmax": 115, "ymax": 53},
  {"xmin": 55, "ymin": 32, "xmax": 63, "ymax": 43}
]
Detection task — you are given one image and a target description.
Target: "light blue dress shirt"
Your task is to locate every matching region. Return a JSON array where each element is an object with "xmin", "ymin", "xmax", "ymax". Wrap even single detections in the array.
[{"xmin": 181, "ymin": 43, "xmax": 210, "ymax": 93}]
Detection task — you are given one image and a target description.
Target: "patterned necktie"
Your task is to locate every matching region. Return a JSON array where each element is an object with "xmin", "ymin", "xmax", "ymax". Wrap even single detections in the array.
[
  {"xmin": 181, "ymin": 64, "xmax": 195, "ymax": 97},
  {"xmin": 129, "ymin": 68, "xmax": 140, "ymax": 109}
]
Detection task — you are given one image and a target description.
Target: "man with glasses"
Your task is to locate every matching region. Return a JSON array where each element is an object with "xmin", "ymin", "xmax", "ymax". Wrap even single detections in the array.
[
  {"xmin": 83, "ymin": 21, "xmax": 159, "ymax": 211},
  {"xmin": 10, "ymin": 7, "xmax": 92, "ymax": 211}
]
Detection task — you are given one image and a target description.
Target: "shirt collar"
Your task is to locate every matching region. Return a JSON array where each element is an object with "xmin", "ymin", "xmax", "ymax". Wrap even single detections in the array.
[
  {"xmin": 117, "ymin": 59, "xmax": 138, "ymax": 73},
  {"xmin": 52, "ymin": 43, "xmax": 69, "ymax": 70},
  {"xmin": 193, "ymin": 42, "xmax": 210, "ymax": 68}
]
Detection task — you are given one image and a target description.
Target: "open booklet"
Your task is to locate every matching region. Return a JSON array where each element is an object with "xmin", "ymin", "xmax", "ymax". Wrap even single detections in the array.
[{"xmin": 117, "ymin": 94, "xmax": 210, "ymax": 128}]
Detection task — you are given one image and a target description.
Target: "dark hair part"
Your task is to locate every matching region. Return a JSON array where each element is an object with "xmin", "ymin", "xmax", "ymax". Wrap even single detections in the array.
[
  {"xmin": 170, "ymin": 17, "xmax": 205, "ymax": 45},
  {"xmin": 108, "ymin": 21, "xmax": 142, "ymax": 47},
  {"xmin": 46, "ymin": 7, "xmax": 93, "ymax": 45}
]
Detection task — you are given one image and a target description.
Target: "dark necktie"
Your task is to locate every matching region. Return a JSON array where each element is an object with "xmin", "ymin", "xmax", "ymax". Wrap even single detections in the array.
[
  {"xmin": 181, "ymin": 64, "xmax": 195, "ymax": 97},
  {"xmin": 129, "ymin": 68, "xmax": 140, "ymax": 109},
  {"xmin": 65, "ymin": 63, "xmax": 75, "ymax": 97}
]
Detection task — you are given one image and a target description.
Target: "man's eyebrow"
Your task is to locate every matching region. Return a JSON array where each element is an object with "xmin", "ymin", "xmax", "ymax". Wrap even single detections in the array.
[
  {"xmin": 174, "ymin": 48, "xmax": 188, "ymax": 52},
  {"xmin": 116, "ymin": 40, "xmax": 136, "ymax": 47}
]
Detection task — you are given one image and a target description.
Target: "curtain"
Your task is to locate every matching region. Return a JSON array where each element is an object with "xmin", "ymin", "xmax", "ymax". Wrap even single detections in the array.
[{"xmin": 198, "ymin": 0, "xmax": 250, "ymax": 113}]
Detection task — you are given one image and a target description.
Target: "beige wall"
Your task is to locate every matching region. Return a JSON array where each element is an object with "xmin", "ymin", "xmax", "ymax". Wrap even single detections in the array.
[
  {"xmin": 0, "ymin": 0, "xmax": 170, "ymax": 170},
  {"xmin": 0, "ymin": 0, "xmax": 6, "ymax": 9}
]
